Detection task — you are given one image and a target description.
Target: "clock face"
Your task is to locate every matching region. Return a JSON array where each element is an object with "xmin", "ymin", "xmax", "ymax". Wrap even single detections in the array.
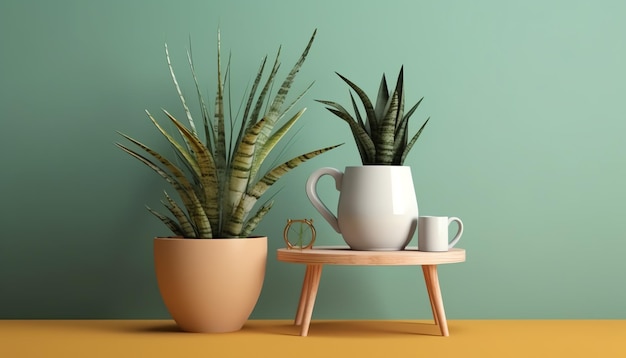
[{"xmin": 283, "ymin": 219, "xmax": 316, "ymax": 249}]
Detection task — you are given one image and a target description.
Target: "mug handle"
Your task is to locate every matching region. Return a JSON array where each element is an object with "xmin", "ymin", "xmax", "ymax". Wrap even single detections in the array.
[
  {"xmin": 448, "ymin": 217, "xmax": 464, "ymax": 248},
  {"xmin": 305, "ymin": 167, "xmax": 343, "ymax": 233}
]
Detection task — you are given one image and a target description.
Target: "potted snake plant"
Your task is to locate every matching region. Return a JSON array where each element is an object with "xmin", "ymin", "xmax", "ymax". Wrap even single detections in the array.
[
  {"xmin": 117, "ymin": 30, "xmax": 339, "ymax": 332},
  {"xmin": 306, "ymin": 67, "xmax": 429, "ymax": 250}
]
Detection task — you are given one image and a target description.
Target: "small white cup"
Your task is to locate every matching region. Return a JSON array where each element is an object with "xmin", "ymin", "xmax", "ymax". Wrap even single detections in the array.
[{"xmin": 418, "ymin": 216, "xmax": 464, "ymax": 252}]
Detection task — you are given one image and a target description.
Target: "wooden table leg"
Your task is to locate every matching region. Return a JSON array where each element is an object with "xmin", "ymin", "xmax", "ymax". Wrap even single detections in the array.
[
  {"xmin": 422, "ymin": 265, "xmax": 439, "ymax": 326},
  {"xmin": 422, "ymin": 265, "xmax": 449, "ymax": 336},
  {"xmin": 299, "ymin": 264, "xmax": 323, "ymax": 336},
  {"xmin": 295, "ymin": 265, "xmax": 312, "ymax": 325}
]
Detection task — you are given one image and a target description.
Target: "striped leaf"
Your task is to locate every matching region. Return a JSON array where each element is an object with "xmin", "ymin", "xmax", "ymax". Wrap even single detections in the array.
[
  {"xmin": 348, "ymin": 92, "xmax": 367, "ymax": 134},
  {"xmin": 116, "ymin": 136, "xmax": 200, "ymax": 207},
  {"xmin": 249, "ymin": 108, "xmax": 306, "ymax": 182},
  {"xmin": 119, "ymin": 29, "xmax": 339, "ymax": 238},
  {"xmin": 335, "ymin": 73, "xmax": 378, "ymax": 134},
  {"xmin": 324, "ymin": 107, "xmax": 375, "ymax": 163},
  {"xmin": 374, "ymin": 73, "xmax": 389, "ymax": 125},
  {"xmin": 144, "ymin": 111, "xmax": 200, "ymax": 176},
  {"xmin": 187, "ymin": 46, "xmax": 214, "ymax": 154},
  {"xmin": 393, "ymin": 97, "xmax": 424, "ymax": 162},
  {"xmin": 400, "ymin": 117, "xmax": 430, "ymax": 165},
  {"xmin": 214, "ymin": 30, "xmax": 227, "ymax": 192},
  {"xmin": 162, "ymin": 191, "xmax": 197, "ymax": 237},
  {"xmin": 166, "ymin": 44, "xmax": 197, "ymax": 137},
  {"xmin": 240, "ymin": 201, "xmax": 274, "ymax": 238},
  {"xmin": 227, "ymin": 118, "xmax": 266, "ymax": 216},
  {"xmin": 116, "ymin": 143, "xmax": 212, "ymax": 237},
  {"xmin": 147, "ymin": 206, "xmax": 185, "ymax": 237},
  {"xmin": 249, "ymin": 143, "xmax": 344, "ymax": 201},
  {"xmin": 241, "ymin": 55, "xmax": 268, "ymax": 133},
  {"xmin": 376, "ymin": 90, "xmax": 399, "ymax": 164},
  {"xmin": 320, "ymin": 67, "xmax": 429, "ymax": 165},
  {"xmin": 256, "ymin": 30, "xmax": 317, "ymax": 150},
  {"xmin": 162, "ymin": 110, "xmax": 219, "ymax": 234},
  {"xmin": 392, "ymin": 66, "xmax": 405, "ymax": 129}
]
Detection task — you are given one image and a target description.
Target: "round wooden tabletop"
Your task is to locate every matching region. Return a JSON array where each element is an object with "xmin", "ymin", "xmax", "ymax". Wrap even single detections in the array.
[{"xmin": 276, "ymin": 246, "xmax": 466, "ymax": 266}]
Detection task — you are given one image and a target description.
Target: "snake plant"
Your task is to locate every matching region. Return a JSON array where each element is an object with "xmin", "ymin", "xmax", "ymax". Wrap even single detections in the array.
[
  {"xmin": 317, "ymin": 67, "xmax": 429, "ymax": 165},
  {"xmin": 117, "ymin": 30, "xmax": 340, "ymax": 238}
]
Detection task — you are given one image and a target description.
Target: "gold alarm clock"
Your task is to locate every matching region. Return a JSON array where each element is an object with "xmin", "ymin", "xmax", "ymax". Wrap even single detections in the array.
[{"xmin": 283, "ymin": 219, "xmax": 316, "ymax": 249}]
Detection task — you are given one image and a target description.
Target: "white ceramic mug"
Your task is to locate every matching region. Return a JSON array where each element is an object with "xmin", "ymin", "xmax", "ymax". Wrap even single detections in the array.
[
  {"xmin": 305, "ymin": 166, "xmax": 418, "ymax": 251},
  {"xmin": 417, "ymin": 216, "xmax": 464, "ymax": 252}
]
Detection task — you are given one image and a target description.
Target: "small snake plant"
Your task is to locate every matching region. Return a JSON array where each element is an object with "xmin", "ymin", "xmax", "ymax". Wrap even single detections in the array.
[
  {"xmin": 117, "ymin": 30, "xmax": 340, "ymax": 238},
  {"xmin": 317, "ymin": 67, "xmax": 429, "ymax": 165}
]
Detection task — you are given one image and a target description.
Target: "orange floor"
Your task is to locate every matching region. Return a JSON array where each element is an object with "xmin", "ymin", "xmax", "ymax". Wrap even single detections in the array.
[{"xmin": 1, "ymin": 320, "xmax": 624, "ymax": 358}]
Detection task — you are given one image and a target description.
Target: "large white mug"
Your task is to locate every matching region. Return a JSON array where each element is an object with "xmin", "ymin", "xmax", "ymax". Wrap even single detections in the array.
[
  {"xmin": 417, "ymin": 216, "xmax": 463, "ymax": 252},
  {"xmin": 306, "ymin": 166, "xmax": 419, "ymax": 251}
]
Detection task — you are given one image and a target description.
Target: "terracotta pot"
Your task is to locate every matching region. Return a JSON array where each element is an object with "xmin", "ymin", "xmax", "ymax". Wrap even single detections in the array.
[{"xmin": 154, "ymin": 236, "xmax": 267, "ymax": 333}]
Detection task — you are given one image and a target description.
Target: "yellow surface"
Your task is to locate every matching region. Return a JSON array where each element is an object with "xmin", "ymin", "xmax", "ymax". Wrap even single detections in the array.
[{"xmin": 1, "ymin": 320, "xmax": 624, "ymax": 358}]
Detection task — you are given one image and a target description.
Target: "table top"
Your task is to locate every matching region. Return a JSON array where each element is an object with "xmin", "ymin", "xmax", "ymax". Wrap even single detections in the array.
[{"xmin": 276, "ymin": 246, "xmax": 465, "ymax": 266}]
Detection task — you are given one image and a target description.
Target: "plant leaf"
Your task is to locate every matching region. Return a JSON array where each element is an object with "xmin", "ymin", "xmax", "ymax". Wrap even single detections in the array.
[
  {"xmin": 393, "ymin": 66, "xmax": 405, "ymax": 129},
  {"xmin": 256, "ymin": 29, "xmax": 317, "ymax": 150},
  {"xmin": 147, "ymin": 206, "xmax": 184, "ymax": 237},
  {"xmin": 166, "ymin": 43, "xmax": 197, "ymax": 137},
  {"xmin": 227, "ymin": 118, "xmax": 266, "ymax": 218},
  {"xmin": 393, "ymin": 97, "xmax": 423, "ymax": 160},
  {"xmin": 162, "ymin": 109, "xmax": 218, "ymax": 235},
  {"xmin": 214, "ymin": 30, "xmax": 227, "ymax": 197},
  {"xmin": 116, "ymin": 142, "xmax": 212, "ymax": 237},
  {"xmin": 325, "ymin": 107, "xmax": 375, "ymax": 163},
  {"xmin": 374, "ymin": 73, "xmax": 389, "ymax": 124},
  {"xmin": 162, "ymin": 191, "xmax": 197, "ymax": 237},
  {"xmin": 376, "ymin": 89, "xmax": 399, "ymax": 164},
  {"xmin": 400, "ymin": 117, "xmax": 429, "ymax": 165},
  {"xmin": 187, "ymin": 45, "xmax": 214, "ymax": 154},
  {"xmin": 248, "ymin": 142, "xmax": 343, "ymax": 209},
  {"xmin": 240, "ymin": 200, "xmax": 273, "ymax": 238},
  {"xmin": 335, "ymin": 72, "xmax": 378, "ymax": 134},
  {"xmin": 249, "ymin": 108, "xmax": 306, "ymax": 183}
]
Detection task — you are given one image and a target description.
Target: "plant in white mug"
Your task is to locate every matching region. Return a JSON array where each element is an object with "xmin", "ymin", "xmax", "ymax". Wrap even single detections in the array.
[
  {"xmin": 306, "ymin": 67, "xmax": 430, "ymax": 251},
  {"xmin": 316, "ymin": 67, "xmax": 429, "ymax": 165}
]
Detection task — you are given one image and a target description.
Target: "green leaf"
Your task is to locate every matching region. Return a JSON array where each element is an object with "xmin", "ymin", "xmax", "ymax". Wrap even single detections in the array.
[
  {"xmin": 161, "ymin": 109, "xmax": 218, "ymax": 236},
  {"xmin": 400, "ymin": 117, "xmax": 429, "ymax": 165},
  {"xmin": 335, "ymin": 72, "xmax": 378, "ymax": 134},
  {"xmin": 240, "ymin": 200, "xmax": 273, "ymax": 238},
  {"xmin": 250, "ymin": 108, "xmax": 306, "ymax": 183},
  {"xmin": 162, "ymin": 191, "xmax": 197, "ymax": 237},
  {"xmin": 256, "ymin": 30, "xmax": 317, "ymax": 150},
  {"xmin": 376, "ymin": 89, "xmax": 399, "ymax": 164},
  {"xmin": 187, "ymin": 45, "xmax": 214, "ymax": 154},
  {"xmin": 166, "ymin": 43, "xmax": 198, "ymax": 137},
  {"xmin": 374, "ymin": 73, "xmax": 389, "ymax": 124},
  {"xmin": 325, "ymin": 107, "xmax": 375, "ymax": 163},
  {"xmin": 320, "ymin": 67, "xmax": 428, "ymax": 165},
  {"xmin": 116, "ymin": 142, "xmax": 212, "ymax": 237},
  {"xmin": 249, "ymin": 143, "xmax": 344, "ymax": 200},
  {"xmin": 147, "ymin": 206, "xmax": 184, "ymax": 237},
  {"xmin": 228, "ymin": 118, "xmax": 266, "ymax": 216},
  {"xmin": 120, "ymin": 29, "xmax": 340, "ymax": 238}
]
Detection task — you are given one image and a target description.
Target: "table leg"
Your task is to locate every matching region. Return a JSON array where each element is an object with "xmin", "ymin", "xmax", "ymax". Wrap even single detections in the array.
[
  {"xmin": 422, "ymin": 265, "xmax": 449, "ymax": 336},
  {"xmin": 422, "ymin": 266, "xmax": 439, "ymax": 326},
  {"xmin": 295, "ymin": 265, "xmax": 312, "ymax": 325},
  {"xmin": 300, "ymin": 264, "xmax": 323, "ymax": 337}
]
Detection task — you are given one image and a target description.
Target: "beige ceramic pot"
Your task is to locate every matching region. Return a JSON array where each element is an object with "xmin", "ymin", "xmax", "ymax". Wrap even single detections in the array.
[{"xmin": 154, "ymin": 236, "xmax": 267, "ymax": 333}]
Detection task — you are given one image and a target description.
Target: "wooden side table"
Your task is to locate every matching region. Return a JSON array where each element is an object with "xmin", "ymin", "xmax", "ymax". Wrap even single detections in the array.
[{"xmin": 276, "ymin": 246, "xmax": 466, "ymax": 337}]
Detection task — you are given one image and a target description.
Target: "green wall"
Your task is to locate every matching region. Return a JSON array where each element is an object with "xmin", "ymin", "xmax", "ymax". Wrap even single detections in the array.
[{"xmin": 1, "ymin": 0, "xmax": 625, "ymax": 319}]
